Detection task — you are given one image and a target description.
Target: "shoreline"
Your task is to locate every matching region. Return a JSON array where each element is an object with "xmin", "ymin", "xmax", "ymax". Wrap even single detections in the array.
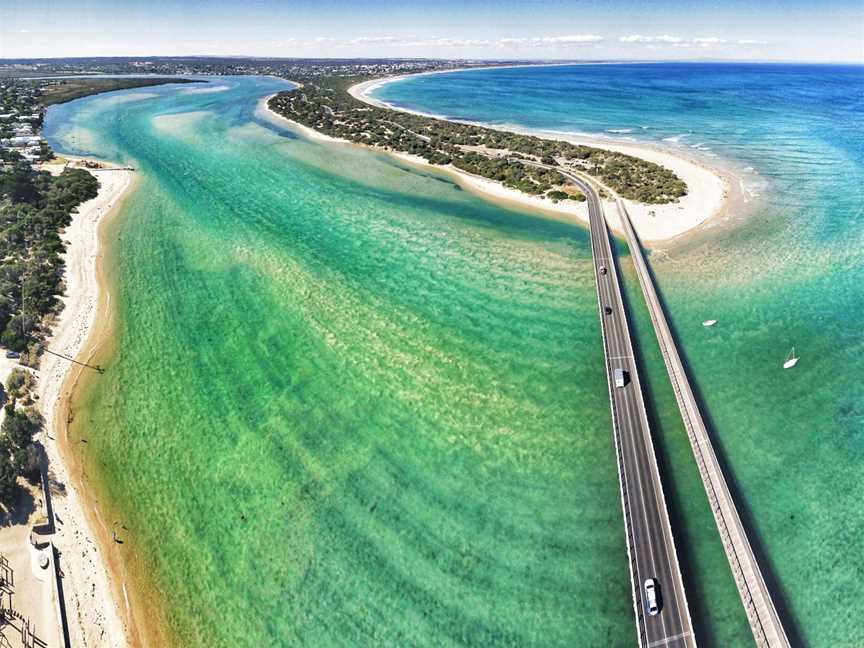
[
  {"xmin": 333, "ymin": 71, "xmax": 744, "ymax": 245},
  {"xmin": 36, "ymin": 156, "xmax": 137, "ymax": 647},
  {"xmin": 258, "ymin": 93, "xmax": 603, "ymax": 228},
  {"xmin": 44, "ymin": 68, "xmax": 744, "ymax": 647}
]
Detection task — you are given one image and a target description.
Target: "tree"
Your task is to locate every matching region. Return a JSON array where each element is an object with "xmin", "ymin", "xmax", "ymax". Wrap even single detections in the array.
[
  {"xmin": 0, "ymin": 453, "xmax": 17, "ymax": 505},
  {"xmin": 1, "ymin": 164, "xmax": 38, "ymax": 203},
  {"xmin": 1, "ymin": 407, "xmax": 41, "ymax": 450},
  {"xmin": 12, "ymin": 443, "xmax": 39, "ymax": 480},
  {"xmin": 6, "ymin": 369, "xmax": 34, "ymax": 400},
  {"xmin": 1, "ymin": 314, "xmax": 34, "ymax": 351}
]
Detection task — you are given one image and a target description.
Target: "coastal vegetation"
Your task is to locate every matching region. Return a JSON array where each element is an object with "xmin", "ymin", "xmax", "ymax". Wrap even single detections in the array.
[
  {"xmin": 40, "ymin": 77, "xmax": 200, "ymax": 105},
  {"xmin": 0, "ymin": 401, "xmax": 43, "ymax": 502},
  {"xmin": 0, "ymin": 163, "xmax": 99, "ymax": 352},
  {"xmin": 0, "ymin": 368, "xmax": 43, "ymax": 503},
  {"xmin": 269, "ymin": 75, "xmax": 687, "ymax": 204},
  {"xmin": 0, "ymin": 158, "xmax": 96, "ymax": 507}
]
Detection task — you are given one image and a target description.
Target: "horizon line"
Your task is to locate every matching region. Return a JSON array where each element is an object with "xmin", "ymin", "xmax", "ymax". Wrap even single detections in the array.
[{"xmin": 1, "ymin": 55, "xmax": 862, "ymax": 66}]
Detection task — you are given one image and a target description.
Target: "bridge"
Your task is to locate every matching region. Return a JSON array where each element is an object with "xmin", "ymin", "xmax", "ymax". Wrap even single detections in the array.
[
  {"xmin": 615, "ymin": 200, "xmax": 791, "ymax": 648},
  {"xmin": 573, "ymin": 172, "xmax": 696, "ymax": 648}
]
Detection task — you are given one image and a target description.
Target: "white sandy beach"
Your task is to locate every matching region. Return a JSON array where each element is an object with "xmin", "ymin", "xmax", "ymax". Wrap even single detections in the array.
[
  {"xmin": 35, "ymin": 158, "xmax": 134, "ymax": 647},
  {"xmin": 341, "ymin": 76, "xmax": 734, "ymax": 244}
]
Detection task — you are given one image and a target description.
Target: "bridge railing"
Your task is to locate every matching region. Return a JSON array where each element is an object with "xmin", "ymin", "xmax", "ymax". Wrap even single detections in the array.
[{"xmin": 616, "ymin": 200, "xmax": 789, "ymax": 648}]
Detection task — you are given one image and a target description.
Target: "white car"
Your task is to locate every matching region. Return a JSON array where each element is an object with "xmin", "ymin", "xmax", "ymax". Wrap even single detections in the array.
[{"xmin": 644, "ymin": 578, "xmax": 660, "ymax": 616}]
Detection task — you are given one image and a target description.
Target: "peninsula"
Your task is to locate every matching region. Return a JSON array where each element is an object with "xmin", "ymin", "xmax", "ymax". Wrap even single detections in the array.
[
  {"xmin": 266, "ymin": 70, "xmax": 729, "ymax": 243},
  {"xmin": 40, "ymin": 77, "xmax": 200, "ymax": 105}
]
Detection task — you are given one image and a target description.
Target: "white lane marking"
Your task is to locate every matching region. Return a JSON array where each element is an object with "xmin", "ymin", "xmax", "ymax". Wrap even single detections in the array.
[
  {"xmin": 648, "ymin": 631, "xmax": 692, "ymax": 647},
  {"xmin": 609, "ymin": 355, "xmax": 632, "ymax": 360},
  {"xmin": 595, "ymin": 198, "xmax": 675, "ymax": 642},
  {"xmin": 591, "ymin": 179, "xmax": 687, "ymax": 643}
]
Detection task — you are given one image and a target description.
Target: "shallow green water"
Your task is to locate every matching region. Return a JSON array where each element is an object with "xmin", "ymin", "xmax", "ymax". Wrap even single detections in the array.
[
  {"xmin": 45, "ymin": 78, "xmax": 653, "ymax": 646},
  {"xmin": 379, "ymin": 63, "xmax": 864, "ymax": 647}
]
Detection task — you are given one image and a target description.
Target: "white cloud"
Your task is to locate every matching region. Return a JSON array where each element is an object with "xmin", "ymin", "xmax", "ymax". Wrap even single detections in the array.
[
  {"xmin": 19, "ymin": 29, "xmax": 30, "ymax": 34},
  {"xmin": 620, "ymin": 34, "xmax": 760, "ymax": 48},
  {"xmin": 349, "ymin": 36, "xmax": 404, "ymax": 44},
  {"xmin": 500, "ymin": 34, "xmax": 604, "ymax": 48},
  {"xmin": 619, "ymin": 34, "xmax": 682, "ymax": 44},
  {"xmin": 313, "ymin": 36, "xmax": 335, "ymax": 43},
  {"xmin": 345, "ymin": 35, "xmax": 493, "ymax": 48},
  {"xmin": 339, "ymin": 34, "xmax": 603, "ymax": 50},
  {"xmin": 421, "ymin": 38, "xmax": 493, "ymax": 47},
  {"xmin": 536, "ymin": 35, "xmax": 604, "ymax": 44}
]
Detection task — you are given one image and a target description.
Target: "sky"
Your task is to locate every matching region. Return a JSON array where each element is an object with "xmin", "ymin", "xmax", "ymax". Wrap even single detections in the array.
[{"xmin": 1, "ymin": 0, "xmax": 862, "ymax": 63}]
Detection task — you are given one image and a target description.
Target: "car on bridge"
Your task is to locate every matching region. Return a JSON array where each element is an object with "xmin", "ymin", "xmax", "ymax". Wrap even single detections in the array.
[
  {"xmin": 614, "ymin": 368, "xmax": 628, "ymax": 388},
  {"xmin": 644, "ymin": 578, "xmax": 661, "ymax": 616},
  {"xmin": 599, "ymin": 265, "xmax": 608, "ymax": 275}
]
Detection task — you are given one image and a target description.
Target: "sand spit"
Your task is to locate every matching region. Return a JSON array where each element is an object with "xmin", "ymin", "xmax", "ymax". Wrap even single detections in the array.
[{"xmin": 345, "ymin": 76, "xmax": 736, "ymax": 245}]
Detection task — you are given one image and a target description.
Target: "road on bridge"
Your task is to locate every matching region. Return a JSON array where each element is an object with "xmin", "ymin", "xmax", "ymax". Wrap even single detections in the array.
[{"xmin": 563, "ymin": 168, "xmax": 697, "ymax": 648}]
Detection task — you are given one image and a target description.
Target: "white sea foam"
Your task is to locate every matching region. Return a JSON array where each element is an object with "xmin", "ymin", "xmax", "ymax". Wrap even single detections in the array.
[
  {"xmin": 543, "ymin": 128, "xmax": 613, "ymax": 140},
  {"xmin": 606, "ymin": 128, "xmax": 635, "ymax": 134},
  {"xmin": 662, "ymin": 134, "xmax": 688, "ymax": 143}
]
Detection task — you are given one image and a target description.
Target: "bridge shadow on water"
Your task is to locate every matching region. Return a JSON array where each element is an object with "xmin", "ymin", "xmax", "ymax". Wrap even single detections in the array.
[{"xmin": 610, "ymin": 232, "xmax": 805, "ymax": 647}]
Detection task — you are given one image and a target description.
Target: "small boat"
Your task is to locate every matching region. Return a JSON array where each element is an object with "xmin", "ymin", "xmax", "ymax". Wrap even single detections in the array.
[
  {"xmin": 783, "ymin": 347, "xmax": 799, "ymax": 369},
  {"xmin": 702, "ymin": 319, "xmax": 717, "ymax": 327}
]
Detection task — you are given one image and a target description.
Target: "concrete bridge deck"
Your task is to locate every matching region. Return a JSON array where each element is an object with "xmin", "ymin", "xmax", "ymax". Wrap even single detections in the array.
[{"xmin": 575, "ymin": 172, "xmax": 696, "ymax": 648}]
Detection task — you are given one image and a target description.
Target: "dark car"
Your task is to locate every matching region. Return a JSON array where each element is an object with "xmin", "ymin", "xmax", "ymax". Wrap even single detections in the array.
[
  {"xmin": 599, "ymin": 265, "xmax": 608, "ymax": 275},
  {"xmin": 604, "ymin": 306, "xmax": 613, "ymax": 315},
  {"xmin": 5, "ymin": 351, "xmax": 20, "ymax": 360}
]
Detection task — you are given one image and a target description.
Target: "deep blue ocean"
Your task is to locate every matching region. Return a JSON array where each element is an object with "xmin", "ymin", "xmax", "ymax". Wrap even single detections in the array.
[{"xmin": 376, "ymin": 63, "xmax": 864, "ymax": 646}]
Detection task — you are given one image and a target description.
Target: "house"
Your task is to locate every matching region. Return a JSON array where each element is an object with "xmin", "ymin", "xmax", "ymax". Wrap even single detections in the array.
[{"xmin": 8, "ymin": 136, "xmax": 41, "ymax": 147}]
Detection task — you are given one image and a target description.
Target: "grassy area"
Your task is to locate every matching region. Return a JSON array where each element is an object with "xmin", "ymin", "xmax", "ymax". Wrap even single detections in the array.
[{"xmin": 40, "ymin": 77, "xmax": 200, "ymax": 105}]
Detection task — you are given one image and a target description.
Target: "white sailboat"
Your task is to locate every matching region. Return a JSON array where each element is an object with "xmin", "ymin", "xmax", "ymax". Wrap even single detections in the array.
[
  {"xmin": 783, "ymin": 347, "xmax": 799, "ymax": 369},
  {"xmin": 702, "ymin": 319, "xmax": 717, "ymax": 327}
]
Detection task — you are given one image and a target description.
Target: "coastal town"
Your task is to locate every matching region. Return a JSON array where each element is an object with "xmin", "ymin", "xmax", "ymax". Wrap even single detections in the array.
[
  {"xmin": 0, "ymin": 55, "xmax": 496, "ymax": 80},
  {"xmin": 0, "ymin": 80, "xmax": 50, "ymax": 163}
]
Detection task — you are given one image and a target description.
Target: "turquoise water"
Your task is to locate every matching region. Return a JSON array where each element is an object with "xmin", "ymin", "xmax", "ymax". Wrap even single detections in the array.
[
  {"xmin": 376, "ymin": 63, "xmax": 864, "ymax": 646},
  {"xmin": 45, "ymin": 77, "xmax": 642, "ymax": 646}
]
